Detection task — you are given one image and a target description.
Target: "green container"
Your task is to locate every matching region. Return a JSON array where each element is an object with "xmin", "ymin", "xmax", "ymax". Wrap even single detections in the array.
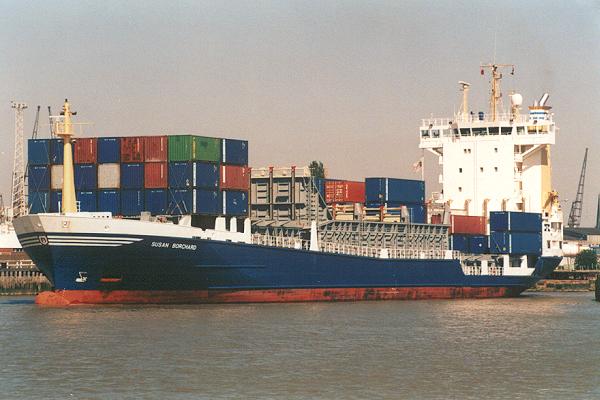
[
  {"xmin": 192, "ymin": 136, "xmax": 221, "ymax": 162},
  {"xmin": 168, "ymin": 135, "xmax": 194, "ymax": 161}
]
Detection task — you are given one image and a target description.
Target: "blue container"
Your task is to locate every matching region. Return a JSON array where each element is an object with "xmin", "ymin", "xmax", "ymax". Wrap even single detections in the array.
[
  {"xmin": 121, "ymin": 189, "xmax": 144, "ymax": 216},
  {"xmin": 98, "ymin": 189, "xmax": 120, "ymax": 215},
  {"xmin": 76, "ymin": 190, "xmax": 97, "ymax": 212},
  {"xmin": 50, "ymin": 138, "xmax": 67, "ymax": 165},
  {"xmin": 407, "ymin": 204, "xmax": 426, "ymax": 224},
  {"xmin": 489, "ymin": 231, "xmax": 542, "ymax": 255},
  {"xmin": 168, "ymin": 162, "xmax": 192, "ymax": 188},
  {"xmin": 489, "ymin": 211, "xmax": 542, "ymax": 233},
  {"xmin": 28, "ymin": 139, "xmax": 51, "ymax": 165},
  {"xmin": 167, "ymin": 189, "xmax": 194, "ymax": 215},
  {"xmin": 222, "ymin": 190, "xmax": 247, "ymax": 216},
  {"xmin": 28, "ymin": 165, "xmax": 50, "ymax": 191},
  {"xmin": 469, "ymin": 235, "xmax": 489, "ymax": 254},
  {"xmin": 74, "ymin": 164, "xmax": 97, "ymax": 190},
  {"xmin": 145, "ymin": 189, "xmax": 167, "ymax": 215},
  {"xmin": 50, "ymin": 190, "xmax": 62, "ymax": 212},
  {"xmin": 222, "ymin": 138, "xmax": 248, "ymax": 165},
  {"xmin": 121, "ymin": 163, "xmax": 144, "ymax": 189},
  {"xmin": 197, "ymin": 189, "xmax": 221, "ymax": 215},
  {"xmin": 450, "ymin": 234, "xmax": 469, "ymax": 252},
  {"xmin": 97, "ymin": 137, "xmax": 121, "ymax": 163},
  {"xmin": 28, "ymin": 191, "xmax": 49, "ymax": 214},
  {"xmin": 365, "ymin": 178, "xmax": 425, "ymax": 204},
  {"xmin": 195, "ymin": 162, "xmax": 220, "ymax": 189}
]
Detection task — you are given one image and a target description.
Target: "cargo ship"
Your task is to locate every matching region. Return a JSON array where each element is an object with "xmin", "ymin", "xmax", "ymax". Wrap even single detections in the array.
[{"xmin": 14, "ymin": 65, "xmax": 564, "ymax": 305}]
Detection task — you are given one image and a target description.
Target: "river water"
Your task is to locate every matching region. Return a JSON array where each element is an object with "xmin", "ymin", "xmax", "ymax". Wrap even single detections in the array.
[{"xmin": 1, "ymin": 292, "xmax": 599, "ymax": 399}]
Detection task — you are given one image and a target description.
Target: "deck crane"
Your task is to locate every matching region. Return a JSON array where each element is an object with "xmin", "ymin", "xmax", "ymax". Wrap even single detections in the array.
[
  {"xmin": 10, "ymin": 101, "xmax": 27, "ymax": 220},
  {"xmin": 567, "ymin": 147, "xmax": 588, "ymax": 227}
]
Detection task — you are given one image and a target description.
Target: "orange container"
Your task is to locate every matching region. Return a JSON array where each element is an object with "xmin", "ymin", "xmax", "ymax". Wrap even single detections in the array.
[
  {"xmin": 450, "ymin": 215, "xmax": 487, "ymax": 235},
  {"xmin": 220, "ymin": 165, "xmax": 249, "ymax": 190},
  {"xmin": 325, "ymin": 180, "xmax": 365, "ymax": 204},
  {"xmin": 121, "ymin": 137, "xmax": 144, "ymax": 163},
  {"xmin": 144, "ymin": 136, "xmax": 168, "ymax": 162},
  {"xmin": 144, "ymin": 162, "xmax": 168, "ymax": 188},
  {"xmin": 73, "ymin": 138, "xmax": 97, "ymax": 164}
]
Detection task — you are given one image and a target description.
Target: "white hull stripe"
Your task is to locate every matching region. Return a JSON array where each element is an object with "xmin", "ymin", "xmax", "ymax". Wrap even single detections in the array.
[
  {"xmin": 48, "ymin": 239, "xmax": 135, "ymax": 244},
  {"xmin": 47, "ymin": 235, "xmax": 143, "ymax": 241},
  {"xmin": 48, "ymin": 243, "xmax": 123, "ymax": 247}
]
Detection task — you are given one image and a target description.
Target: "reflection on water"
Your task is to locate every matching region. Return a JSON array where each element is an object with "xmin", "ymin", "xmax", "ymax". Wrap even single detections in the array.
[{"xmin": 1, "ymin": 292, "xmax": 599, "ymax": 399}]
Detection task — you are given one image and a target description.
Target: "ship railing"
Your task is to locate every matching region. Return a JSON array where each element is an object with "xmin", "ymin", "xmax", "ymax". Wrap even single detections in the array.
[
  {"xmin": 421, "ymin": 113, "xmax": 552, "ymax": 127},
  {"xmin": 461, "ymin": 264, "xmax": 504, "ymax": 276}
]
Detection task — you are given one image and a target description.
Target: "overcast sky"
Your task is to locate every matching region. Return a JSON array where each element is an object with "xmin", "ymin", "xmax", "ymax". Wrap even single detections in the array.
[{"xmin": 1, "ymin": 0, "xmax": 599, "ymax": 225}]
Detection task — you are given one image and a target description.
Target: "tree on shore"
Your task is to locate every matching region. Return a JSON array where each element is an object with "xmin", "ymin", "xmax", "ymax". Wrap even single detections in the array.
[{"xmin": 575, "ymin": 249, "xmax": 599, "ymax": 270}]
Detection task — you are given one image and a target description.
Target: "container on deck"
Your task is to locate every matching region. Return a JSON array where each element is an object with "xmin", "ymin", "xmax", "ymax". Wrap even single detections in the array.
[
  {"xmin": 196, "ymin": 162, "xmax": 220, "ymax": 189},
  {"xmin": 450, "ymin": 234, "xmax": 469, "ymax": 252},
  {"xmin": 74, "ymin": 164, "xmax": 97, "ymax": 191},
  {"xmin": 121, "ymin": 163, "xmax": 144, "ymax": 189},
  {"xmin": 28, "ymin": 165, "xmax": 50, "ymax": 191},
  {"xmin": 120, "ymin": 137, "xmax": 144, "ymax": 163},
  {"xmin": 222, "ymin": 190, "xmax": 248, "ymax": 216},
  {"xmin": 451, "ymin": 215, "xmax": 487, "ymax": 235},
  {"xmin": 50, "ymin": 138, "xmax": 68, "ymax": 165},
  {"xmin": 50, "ymin": 190, "xmax": 62, "ymax": 213},
  {"xmin": 468, "ymin": 235, "xmax": 489, "ymax": 254},
  {"xmin": 168, "ymin": 135, "xmax": 221, "ymax": 162},
  {"xmin": 50, "ymin": 165, "xmax": 64, "ymax": 190},
  {"xmin": 167, "ymin": 189, "xmax": 195, "ymax": 215},
  {"xmin": 145, "ymin": 189, "xmax": 168, "ymax": 215},
  {"xmin": 489, "ymin": 211, "xmax": 542, "ymax": 233},
  {"xmin": 221, "ymin": 138, "xmax": 248, "ymax": 165},
  {"xmin": 73, "ymin": 138, "xmax": 97, "ymax": 164},
  {"xmin": 97, "ymin": 163, "xmax": 121, "ymax": 189},
  {"xmin": 196, "ymin": 189, "xmax": 221, "ymax": 215},
  {"xmin": 144, "ymin": 136, "xmax": 168, "ymax": 162},
  {"xmin": 220, "ymin": 165, "xmax": 249, "ymax": 190},
  {"xmin": 97, "ymin": 137, "xmax": 121, "ymax": 163},
  {"xmin": 325, "ymin": 180, "xmax": 365, "ymax": 204},
  {"xmin": 76, "ymin": 190, "xmax": 97, "ymax": 212},
  {"xmin": 121, "ymin": 189, "xmax": 144, "ymax": 216},
  {"xmin": 365, "ymin": 177, "xmax": 425, "ymax": 204},
  {"xmin": 28, "ymin": 191, "xmax": 49, "ymax": 214},
  {"xmin": 489, "ymin": 231, "xmax": 542, "ymax": 255},
  {"xmin": 98, "ymin": 189, "xmax": 120, "ymax": 215},
  {"xmin": 27, "ymin": 139, "xmax": 51, "ymax": 165},
  {"xmin": 144, "ymin": 162, "xmax": 168, "ymax": 188}
]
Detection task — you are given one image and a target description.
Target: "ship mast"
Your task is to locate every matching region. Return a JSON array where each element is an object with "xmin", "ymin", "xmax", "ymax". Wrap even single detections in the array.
[
  {"xmin": 480, "ymin": 63, "xmax": 515, "ymax": 122},
  {"xmin": 55, "ymin": 99, "xmax": 78, "ymax": 213}
]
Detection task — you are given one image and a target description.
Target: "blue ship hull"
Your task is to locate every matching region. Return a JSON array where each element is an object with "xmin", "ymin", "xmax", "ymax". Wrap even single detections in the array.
[{"xmin": 17, "ymin": 230, "xmax": 561, "ymax": 305}]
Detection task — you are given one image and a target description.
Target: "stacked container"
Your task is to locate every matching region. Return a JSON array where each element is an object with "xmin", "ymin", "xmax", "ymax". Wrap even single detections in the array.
[
  {"xmin": 97, "ymin": 137, "xmax": 122, "ymax": 215},
  {"xmin": 220, "ymin": 138, "xmax": 249, "ymax": 217},
  {"xmin": 449, "ymin": 215, "xmax": 489, "ymax": 254},
  {"xmin": 488, "ymin": 211, "xmax": 543, "ymax": 255},
  {"xmin": 27, "ymin": 139, "xmax": 51, "ymax": 213},
  {"xmin": 364, "ymin": 177, "xmax": 426, "ymax": 223}
]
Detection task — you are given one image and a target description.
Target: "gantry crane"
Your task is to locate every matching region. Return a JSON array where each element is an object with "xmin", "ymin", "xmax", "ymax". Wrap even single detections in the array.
[{"xmin": 567, "ymin": 147, "xmax": 588, "ymax": 227}]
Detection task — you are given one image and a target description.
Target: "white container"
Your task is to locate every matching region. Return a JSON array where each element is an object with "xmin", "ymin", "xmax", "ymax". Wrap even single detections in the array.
[
  {"xmin": 97, "ymin": 163, "xmax": 120, "ymax": 189},
  {"xmin": 50, "ymin": 165, "xmax": 63, "ymax": 190}
]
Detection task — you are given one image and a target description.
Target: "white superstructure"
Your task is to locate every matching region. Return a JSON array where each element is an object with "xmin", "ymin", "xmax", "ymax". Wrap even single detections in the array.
[{"xmin": 419, "ymin": 64, "xmax": 563, "ymax": 257}]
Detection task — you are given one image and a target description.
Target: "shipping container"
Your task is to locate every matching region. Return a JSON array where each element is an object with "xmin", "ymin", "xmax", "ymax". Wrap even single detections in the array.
[
  {"xmin": 489, "ymin": 231, "xmax": 542, "ymax": 255},
  {"xmin": 144, "ymin": 162, "xmax": 168, "ymax": 188},
  {"xmin": 98, "ymin": 189, "xmax": 120, "ymax": 215},
  {"xmin": 167, "ymin": 189, "xmax": 194, "ymax": 215},
  {"xmin": 168, "ymin": 162, "xmax": 193, "ymax": 188},
  {"xmin": 451, "ymin": 215, "xmax": 487, "ymax": 235},
  {"xmin": 193, "ymin": 136, "xmax": 221, "ymax": 163},
  {"xmin": 365, "ymin": 177, "xmax": 425, "ymax": 204},
  {"xmin": 50, "ymin": 190, "xmax": 62, "ymax": 213},
  {"xmin": 50, "ymin": 138, "xmax": 68, "ymax": 165},
  {"xmin": 220, "ymin": 165, "xmax": 248, "ymax": 190},
  {"xmin": 121, "ymin": 189, "xmax": 144, "ymax": 216},
  {"xmin": 167, "ymin": 135, "xmax": 194, "ymax": 162},
  {"xmin": 74, "ymin": 164, "xmax": 97, "ymax": 190},
  {"xmin": 450, "ymin": 234, "xmax": 469, "ymax": 252},
  {"xmin": 145, "ymin": 189, "xmax": 168, "ymax": 215},
  {"xmin": 120, "ymin": 137, "xmax": 144, "ymax": 163},
  {"xmin": 76, "ymin": 190, "xmax": 97, "ymax": 212},
  {"xmin": 28, "ymin": 139, "xmax": 51, "ymax": 165},
  {"xmin": 222, "ymin": 190, "xmax": 248, "ymax": 216},
  {"xmin": 28, "ymin": 165, "xmax": 50, "ymax": 191},
  {"xmin": 196, "ymin": 162, "xmax": 220, "ymax": 189},
  {"xmin": 97, "ymin": 137, "xmax": 121, "ymax": 163},
  {"xmin": 469, "ymin": 235, "xmax": 489, "ymax": 254},
  {"xmin": 144, "ymin": 136, "xmax": 168, "ymax": 162},
  {"xmin": 28, "ymin": 191, "xmax": 49, "ymax": 214},
  {"xmin": 97, "ymin": 163, "xmax": 121, "ymax": 189},
  {"xmin": 73, "ymin": 138, "xmax": 97, "ymax": 164},
  {"xmin": 50, "ymin": 165, "xmax": 63, "ymax": 190},
  {"xmin": 489, "ymin": 211, "xmax": 542, "ymax": 233},
  {"xmin": 325, "ymin": 180, "xmax": 365, "ymax": 204},
  {"xmin": 221, "ymin": 138, "xmax": 248, "ymax": 165},
  {"xmin": 430, "ymin": 214, "xmax": 443, "ymax": 224},
  {"xmin": 197, "ymin": 189, "xmax": 221, "ymax": 215},
  {"xmin": 407, "ymin": 204, "xmax": 426, "ymax": 224},
  {"xmin": 121, "ymin": 163, "xmax": 144, "ymax": 189}
]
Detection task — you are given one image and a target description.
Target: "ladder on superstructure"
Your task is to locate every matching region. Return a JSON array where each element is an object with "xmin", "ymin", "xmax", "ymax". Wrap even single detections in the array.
[{"xmin": 567, "ymin": 147, "xmax": 588, "ymax": 228}]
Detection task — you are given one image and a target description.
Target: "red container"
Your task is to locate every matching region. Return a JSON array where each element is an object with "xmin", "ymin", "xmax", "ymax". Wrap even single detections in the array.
[
  {"xmin": 451, "ymin": 215, "xmax": 487, "ymax": 234},
  {"xmin": 144, "ymin": 136, "xmax": 168, "ymax": 162},
  {"xmin": 73, "ymin": 138, "xmax": 97, "ymax": 164},
  {"xmin": 220, "ymin": 165, "xmax": 249, "ymax": 190},
  {"xmin": 431, "ymin": 214, "xmax": 442, "ymax": 224},
  {"xmin": 121, "ymin": 137, "xmax": 144, "ymax": 163},
  {"xmin": 144, "ymin": 162, "xmax": 168, "ymax": 188},
  {"xmin": 325, "ymin": 181, "xmax": 365, "ymax": 204}
]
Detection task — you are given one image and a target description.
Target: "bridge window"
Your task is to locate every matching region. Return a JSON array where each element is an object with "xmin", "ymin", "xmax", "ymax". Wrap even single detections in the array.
[
  {"xmin": 501, "ymin": 127, "xmax": 513, "ymax": 135},
  {"xmin": 472, "ymin": 127, "xmax": 487, "ymax": 136},
  {"xmin": 459, "ymin": 168, "xmax": 463, "ymax": 173},
  {"xmin": 420, "ymin": 129, "xmax": 430, "ymax": 138},
  {"xmin": 460, "ymin": 128, "xmax": 471, "ymax": 136},
  {"xmin": 488, "ymin": 127, "xmax": 499, "ymax": 135}
]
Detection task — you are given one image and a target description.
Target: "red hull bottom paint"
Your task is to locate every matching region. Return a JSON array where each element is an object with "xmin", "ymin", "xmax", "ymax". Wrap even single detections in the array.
[{"xmin": 35, "ymin": 286, "xmax": 524, "ymax": 306}]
